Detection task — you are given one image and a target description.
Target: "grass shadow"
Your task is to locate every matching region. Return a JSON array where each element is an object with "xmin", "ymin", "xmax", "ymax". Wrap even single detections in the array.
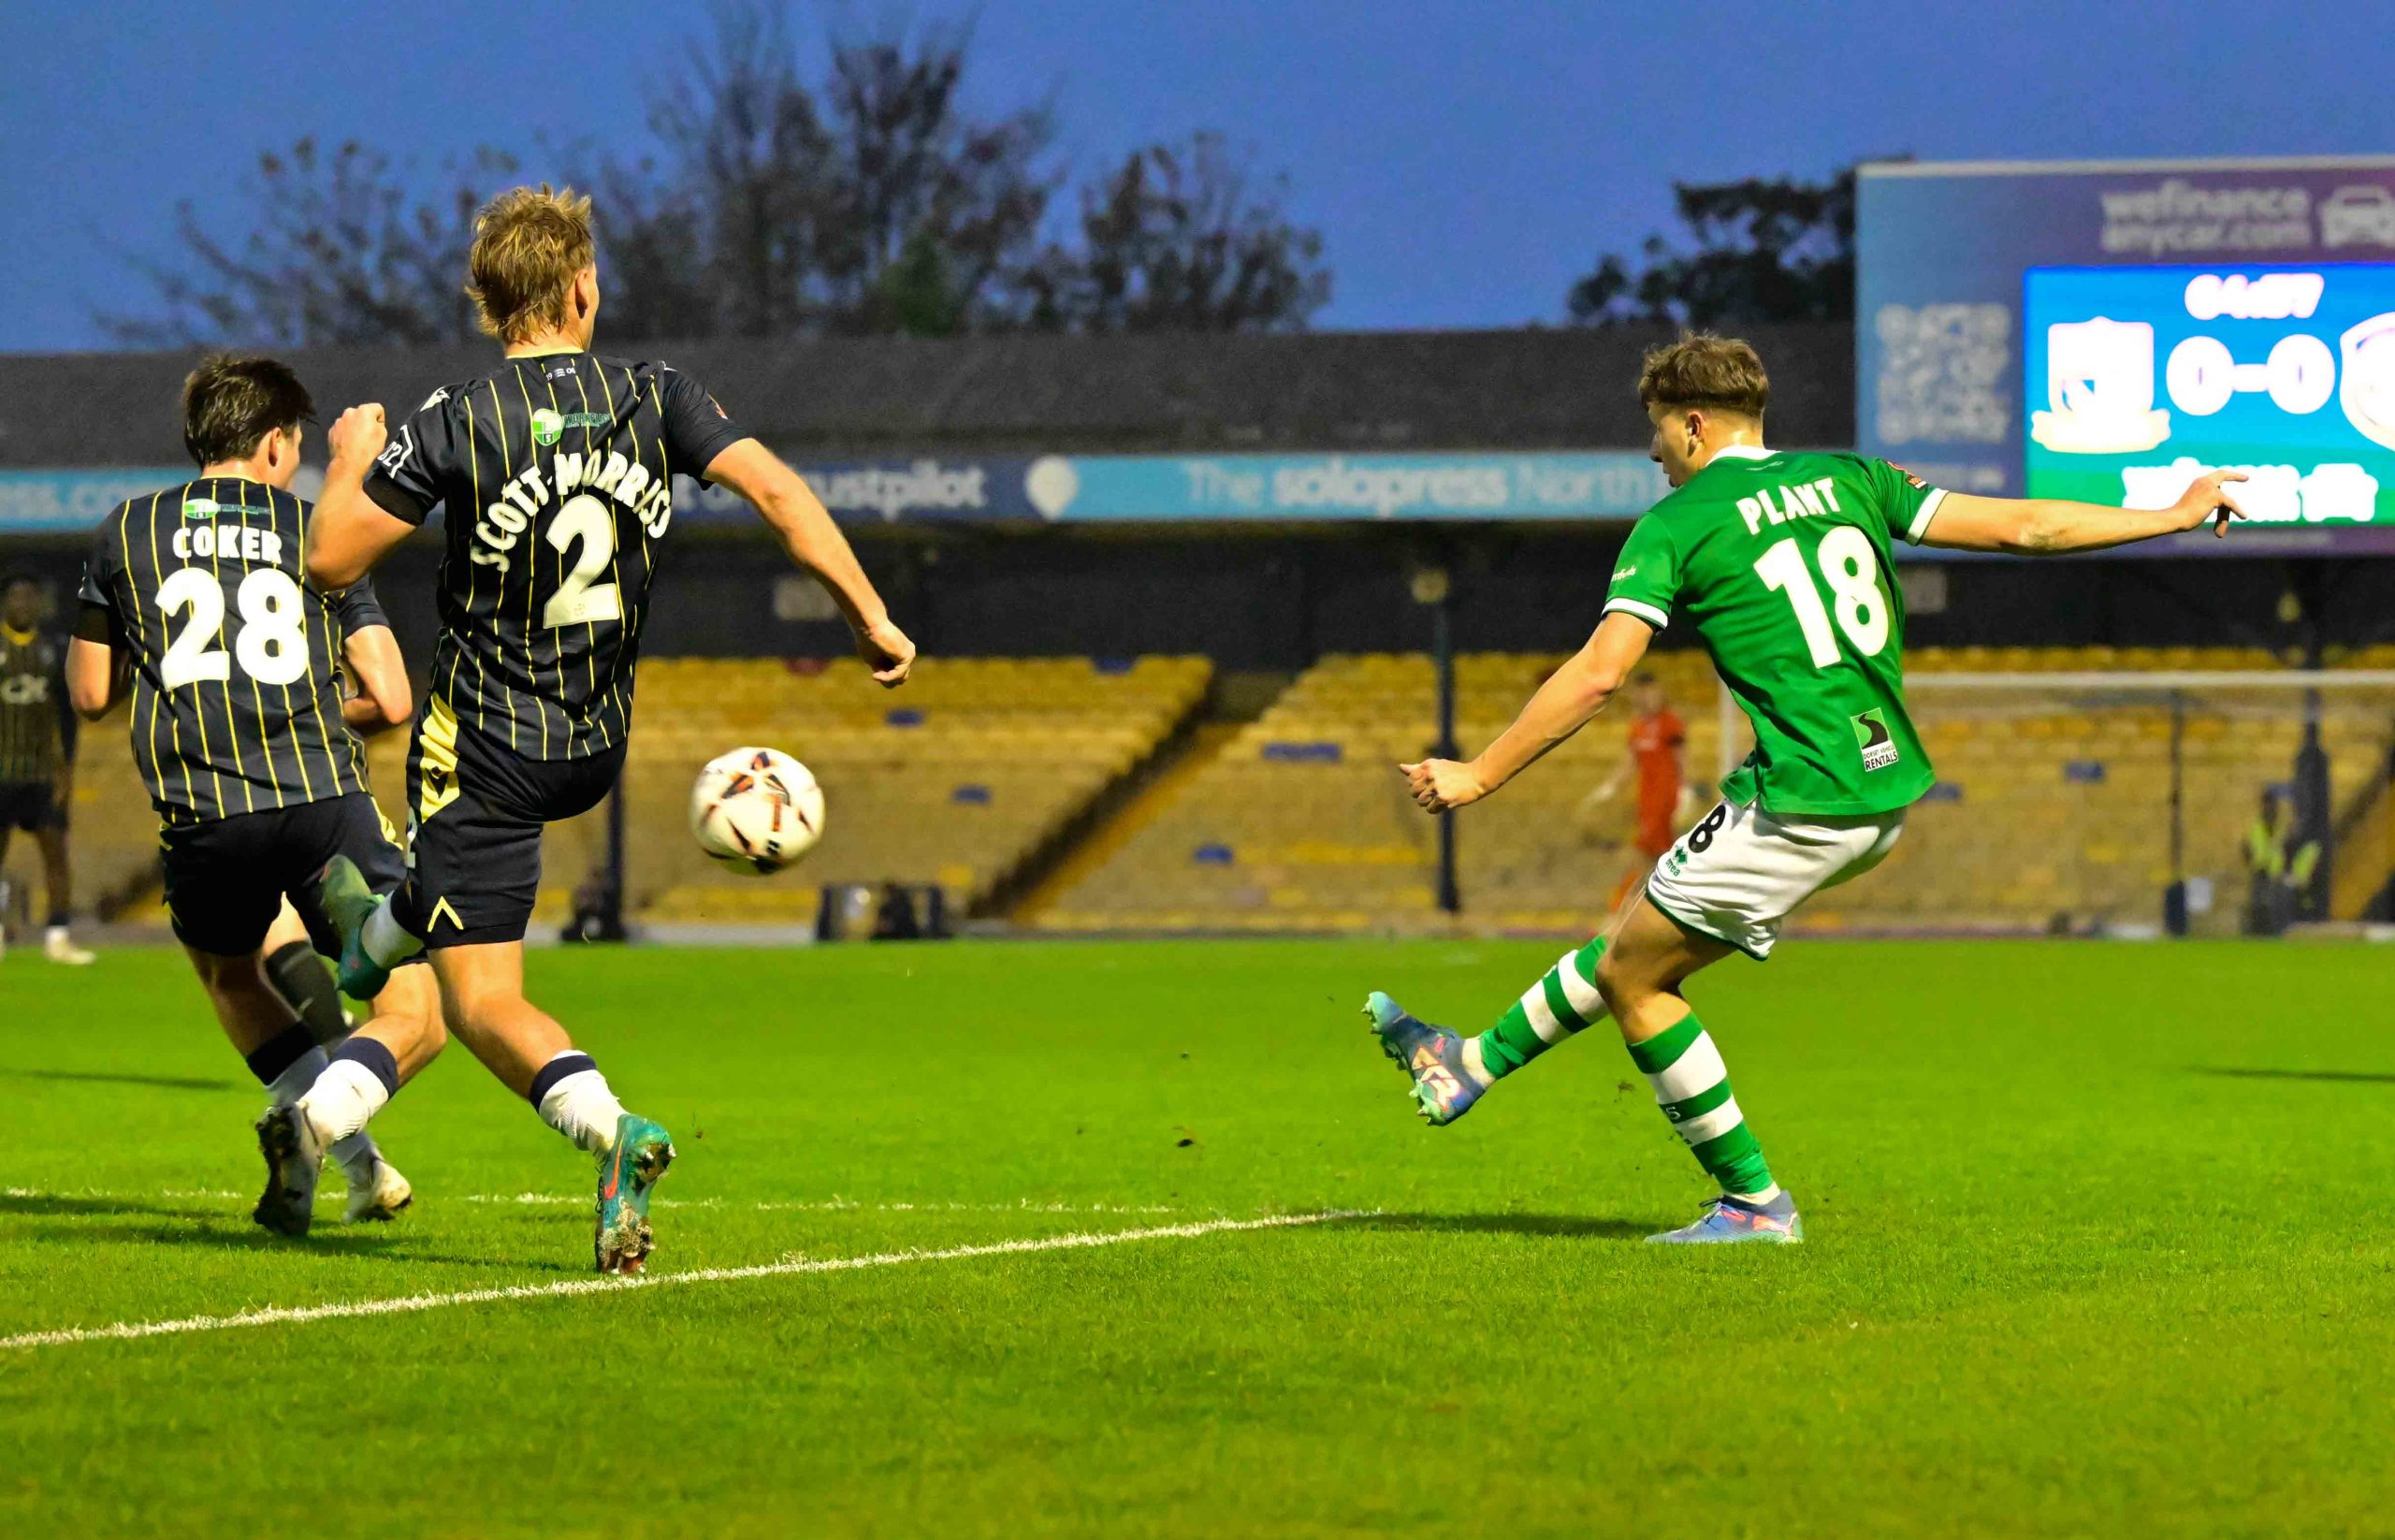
[
  {"xmin": 1357, "ymin": 1212, "xmax": 1657, "ymax": 1242},
  {"xmin": 2192, "ymin": 1067, "xmax": 2395, "ymax": 1085},
  {"xmin": 0, "ymin": 1194, "xmax": 582, "ymax": 1273},
  {"xmin": 8, "ymin": 1217, "xmax": 582, "ymax": 1273},
  {"xmin": 0, "ymin": 1068, "xmax": 240, "ymax": 1093},
  {"xmin": 0, "ymin": 1192, "xmax": 223, "ymax": 1222}
]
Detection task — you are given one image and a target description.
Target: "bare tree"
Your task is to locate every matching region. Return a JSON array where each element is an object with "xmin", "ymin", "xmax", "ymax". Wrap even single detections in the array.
[
  {"xmin": 605, "ymin": 3, "xmax": 1054, "ymax": 338},
  {"xmin": 105, "ymin": 138, "xmax": 515, "ymax": 348},
  {"xmin": 106, "ymin": 4, "xmax": 1330, "ymax": 345},
  {"xmin": 1567, "ymin": 169, "xmax": 1859, "ymax": 328},
  {"xmin": 1029, "ymin": 133, "xmax": 1329, "ymax": 333}
]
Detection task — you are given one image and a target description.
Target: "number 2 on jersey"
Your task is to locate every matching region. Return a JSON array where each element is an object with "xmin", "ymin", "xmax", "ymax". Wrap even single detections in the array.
[
  {"xmin": 156, "ymin": 567, "xmax": 309, "ymax": 690},
  {"xmin": 544, "ymin": 493, "xmax": 623, "ymax": 628},
  {"xmin": 1753, "ymin": 525, "xmax": 1889, "ymax": 669}
]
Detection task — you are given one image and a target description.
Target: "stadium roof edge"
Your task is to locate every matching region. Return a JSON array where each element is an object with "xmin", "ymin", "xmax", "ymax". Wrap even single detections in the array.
[
  {"xmin": 1861, "ymin": 154, "xmax": 2395, "ymax": 178},
  {"xmin": 0, "ymin": 323, "xmax": 1859, "ymax": 467}
]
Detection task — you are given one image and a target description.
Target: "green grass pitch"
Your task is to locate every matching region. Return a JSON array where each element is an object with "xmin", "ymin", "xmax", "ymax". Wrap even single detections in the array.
[{"xmin": 4, "ymin": 937, "xmax": 2391, "ymax": 1538}]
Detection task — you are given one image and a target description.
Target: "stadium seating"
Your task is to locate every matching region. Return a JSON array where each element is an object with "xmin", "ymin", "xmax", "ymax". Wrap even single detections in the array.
[
  {"xmin": 39, "ymin": 646, "xmax": 2388, "ymax": 943},
  {"xmin": 1035, "ymin": 647, "xmax": 2395, "ymax": 937},
  {"xmin": 618, "ymin": 655, "xmax": 1209, "ymax": 927},
  {"xmin": 1036, "ymin": 647, "xmax": 1728, "ymax": 934}
]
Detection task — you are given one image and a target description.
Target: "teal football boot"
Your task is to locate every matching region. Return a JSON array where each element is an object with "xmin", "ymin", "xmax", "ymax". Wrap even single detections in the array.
[
  {"xmin": 319, "ymin": 854, "xmax": 391, "ymax": 1000},
  {"xmin": 595, "ymin": 1113, "xmax": 677, "ymax": 1274}
]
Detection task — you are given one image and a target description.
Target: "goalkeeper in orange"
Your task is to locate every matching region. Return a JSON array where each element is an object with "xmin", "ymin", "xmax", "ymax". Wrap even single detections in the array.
[{"xmin": 1579, "ymin": 672, "xmax": 1688, "ymax": 914}]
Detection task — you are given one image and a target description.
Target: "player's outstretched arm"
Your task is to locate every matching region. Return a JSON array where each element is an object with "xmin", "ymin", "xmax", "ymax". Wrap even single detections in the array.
[
  {"xmin": 341, "ymin": 625, "xmax": 412, "ymax": 734},
  {"xmin": 703, "ymin": 439, "xmax": 916, "ymax": 687},
  {"xmin": 307, "ymin": 406, "xmax": 417, "ymax": 590},
  {"xmin": 1401, "ymin": 610, "xmax": 1655, "ymax": 813},
  {"xmin": 1922, "ymin": 471, "xmax": 2247, "ymax": 556}
]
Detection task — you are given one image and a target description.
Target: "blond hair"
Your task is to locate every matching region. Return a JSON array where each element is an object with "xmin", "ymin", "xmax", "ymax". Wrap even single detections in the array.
[
  {"xmin": 1637, "ymin": 334, "xmax": 1770, "ymax": 420},
  {"xmin": 466, "ymin": 184, "xmax": 596, "ymax": 343}
]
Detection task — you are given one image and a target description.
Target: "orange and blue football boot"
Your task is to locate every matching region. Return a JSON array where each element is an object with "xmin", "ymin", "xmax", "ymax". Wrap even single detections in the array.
[
  {"xmin": 595, "ymin": 1112, "xmax": 676, "ymax": 1273},
  {"xmin": 1647, "ymin": 1193, "xmax": 1803, "ymax": 1245},
  {"xmin": 1364, "ymin": 991, "xmax": 1487, "ymax": 1126}
]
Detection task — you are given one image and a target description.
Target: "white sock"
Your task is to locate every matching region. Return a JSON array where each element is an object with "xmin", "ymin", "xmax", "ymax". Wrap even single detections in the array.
[
  {"xmin": 269, "ymin": 1046, "xmax": 330, "ymax": 1109},
  {"xmin": 1727, "ymin": 1184, "xmax": 1785, "ymax": 1207},
  {"xmin": 362, "ymin": 902, "xmax": 426, "ymax": 969},
  {"xmin": 329, "ymin": 1133, "xmax": 382, "ymax": 1183},
  {"xmin": 299, "ymin": 1058, "xmax": 392, "ymax": 1145},
  {"xmin": 1459, "ymin": 1036, "xmax": 1493, "ymax": 1087},
  {"xmin": 538, "ymin": 1062, "xmax": 628, "ymax": 1154}
]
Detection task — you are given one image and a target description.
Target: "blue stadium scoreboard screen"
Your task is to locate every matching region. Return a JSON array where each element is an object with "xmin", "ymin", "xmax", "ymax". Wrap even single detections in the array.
[{"xmin": 1858, "ymin": 157, "xmax": 2395, "ymax": 553}]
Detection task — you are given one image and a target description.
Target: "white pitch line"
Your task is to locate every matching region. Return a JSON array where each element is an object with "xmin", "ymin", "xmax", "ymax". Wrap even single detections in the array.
[
  {"xmin": 462, "ymin": 1194, "xmax": 1183, "ymax": 1214},
  {"xmin": 5, "ymin": 1186, "xmax": 1184, "ymax": 1216},
  {"xmin": 0, "ymin": 1210, "xmax": 1370, "ymax": 1353}
]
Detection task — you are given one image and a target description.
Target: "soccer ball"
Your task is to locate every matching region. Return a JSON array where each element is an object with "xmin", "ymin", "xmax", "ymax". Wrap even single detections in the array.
[{"xmin": 689, "ymin": 748, "xmax": 825, "ymax": 875}]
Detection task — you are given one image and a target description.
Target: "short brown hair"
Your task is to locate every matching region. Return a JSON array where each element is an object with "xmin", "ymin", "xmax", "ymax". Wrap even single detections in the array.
[
  {"xmin": 1637, "ymin": 334, "xmax": 1770, "ymax": 419},
  {"xmin": 182, "ymin": 355, "xmax": 313, "ymax": 466},
  {"xmin": 467, "ymin": 184, "xmax": 595, "ymax": 343}
]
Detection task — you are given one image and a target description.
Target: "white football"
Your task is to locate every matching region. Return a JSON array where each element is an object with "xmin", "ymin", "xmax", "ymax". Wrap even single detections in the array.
[{"xmin": 689, "ymin": 748, "xmax": 826, "ymax": 875}]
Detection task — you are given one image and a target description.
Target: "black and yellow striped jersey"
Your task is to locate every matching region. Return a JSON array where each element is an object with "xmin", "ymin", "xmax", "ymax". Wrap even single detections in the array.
[
  {"xmin": 76, "ymin": 478, "xmax": 385, "ymax": 826},
  {"xmin": 0, "ymin": 623, "xmax": 72, "ymax": 783},
  {"xmin": 363, "ymin": 352, "xmax": 748, "ymax": 762}
]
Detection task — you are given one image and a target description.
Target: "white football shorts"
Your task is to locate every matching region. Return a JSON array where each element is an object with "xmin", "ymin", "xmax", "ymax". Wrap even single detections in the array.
[{"xmin": 1644, "ymin": 798, "xmax": 1906, "ymax": 960}]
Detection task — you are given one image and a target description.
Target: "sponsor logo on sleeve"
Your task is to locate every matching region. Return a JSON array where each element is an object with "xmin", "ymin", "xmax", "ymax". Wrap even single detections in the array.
[{"xmin": 1852, "ymin": 708, "xmax": 1900, "ymax": 772}]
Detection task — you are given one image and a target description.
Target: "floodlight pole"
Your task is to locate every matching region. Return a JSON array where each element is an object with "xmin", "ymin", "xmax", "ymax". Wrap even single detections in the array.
[
  {"xmin": 1410, "ymin": 559, "xmax": 1462, "ymax": 916},
  {"xmin": 2164, "ymin": 690, "xmax": 2188, "ymax": 937},
  {"xmin": 1430, "ymin": 579, "xmax": 1460, "ymax": 916},
  {"xmin": 600, "ymin": 779, "xmax": 629, "ymax": 941}
]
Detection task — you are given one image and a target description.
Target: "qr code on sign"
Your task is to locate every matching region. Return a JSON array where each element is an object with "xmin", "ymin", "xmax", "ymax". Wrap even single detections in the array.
[{"xmin": 1874, "ymin": 304, "xmax": 2010, "ymax": 445}]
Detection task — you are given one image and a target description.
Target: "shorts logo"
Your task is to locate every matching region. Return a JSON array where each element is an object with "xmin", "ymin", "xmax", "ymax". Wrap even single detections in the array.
[
  {"xmin": 1852, "ymin": 708, "xmax": 1899, "ymax": 772},
  {"xmin": 428, "ymin": 896, "xmax": 465, "ymax": 932},
  {"xmin": 415, "ymin": 697, "xmax": 463, "ymax": 822}
]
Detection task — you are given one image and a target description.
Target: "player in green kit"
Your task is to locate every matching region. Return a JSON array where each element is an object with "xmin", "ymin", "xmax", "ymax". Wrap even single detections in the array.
[{"xmin": 1367, "ymin": 335, "xmax": 2248, "ymax": 1243}]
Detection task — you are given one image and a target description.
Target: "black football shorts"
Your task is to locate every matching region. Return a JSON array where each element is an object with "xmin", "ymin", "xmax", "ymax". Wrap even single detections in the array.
[
  {"xmin": 0, "ymin": 780, "xmax": 61, "ymax": 833},
  {"xmin": 398, "ymin": 698, "xmax": 624, "ymax": 949},
  {"xmin": 161, "ymin": 792, "xmax": 408, "ymax": 959}
]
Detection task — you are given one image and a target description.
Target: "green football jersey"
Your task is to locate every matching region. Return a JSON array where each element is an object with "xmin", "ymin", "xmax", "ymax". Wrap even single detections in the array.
[{"xmin": 1603, "ymin": 446, "xmax": 1945, "ymax": 817}]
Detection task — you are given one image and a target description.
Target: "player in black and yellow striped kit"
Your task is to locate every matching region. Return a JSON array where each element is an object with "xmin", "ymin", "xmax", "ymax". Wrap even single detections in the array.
[
  {"xmin": 281, "ymin": 184, "xmax": 915, "ymax": 1273},
  {"xmin": 0, "ymin": 575, "xmax": 93, "ymax": 964},
  {"xmin": 68, "ymin": 356, "xmax": 445, "ymax": 1231}
]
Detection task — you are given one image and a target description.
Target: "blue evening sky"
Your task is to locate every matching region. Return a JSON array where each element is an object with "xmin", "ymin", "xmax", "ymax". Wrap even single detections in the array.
[{"xmin": 2, "ymin": 0, "xmax": 2385, "ymax": 352}]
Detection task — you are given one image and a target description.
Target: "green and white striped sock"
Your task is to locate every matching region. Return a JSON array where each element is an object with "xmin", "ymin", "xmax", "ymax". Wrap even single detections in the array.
[
  {"xmin": 1471, "ymin": 937, "xmax": 1610, "ymax": 1082},
  {"xmin": 1625, "ymin": 1011, "xmax": 1778, "ymax": 1202}
]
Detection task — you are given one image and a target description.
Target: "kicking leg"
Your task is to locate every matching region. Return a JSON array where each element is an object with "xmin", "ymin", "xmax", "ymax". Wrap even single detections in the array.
[
  {"xmin": 1365, "ymin": 934, "xmax": 1615, "ymax": 1126},
  {"xmin": 431, "ymin": 941, "xmax": 674, "ymax": 1273},
  {"xmin": 1594, "ymin": 898, "xmax": 1797, "ymax": 1244}
]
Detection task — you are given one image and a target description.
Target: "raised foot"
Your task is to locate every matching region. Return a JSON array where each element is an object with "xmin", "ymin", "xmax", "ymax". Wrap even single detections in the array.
[
  {"xmin": 1362, "ymin": 991, "xmax": 1485, "ymax": 1127},
  {"xmin": 595, "ymin": 1114, "xmax": 676, "ymax": 1274},
  {"xmin": 319, "ymin": 854, "xmax": 390, "ymax": 999}
]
